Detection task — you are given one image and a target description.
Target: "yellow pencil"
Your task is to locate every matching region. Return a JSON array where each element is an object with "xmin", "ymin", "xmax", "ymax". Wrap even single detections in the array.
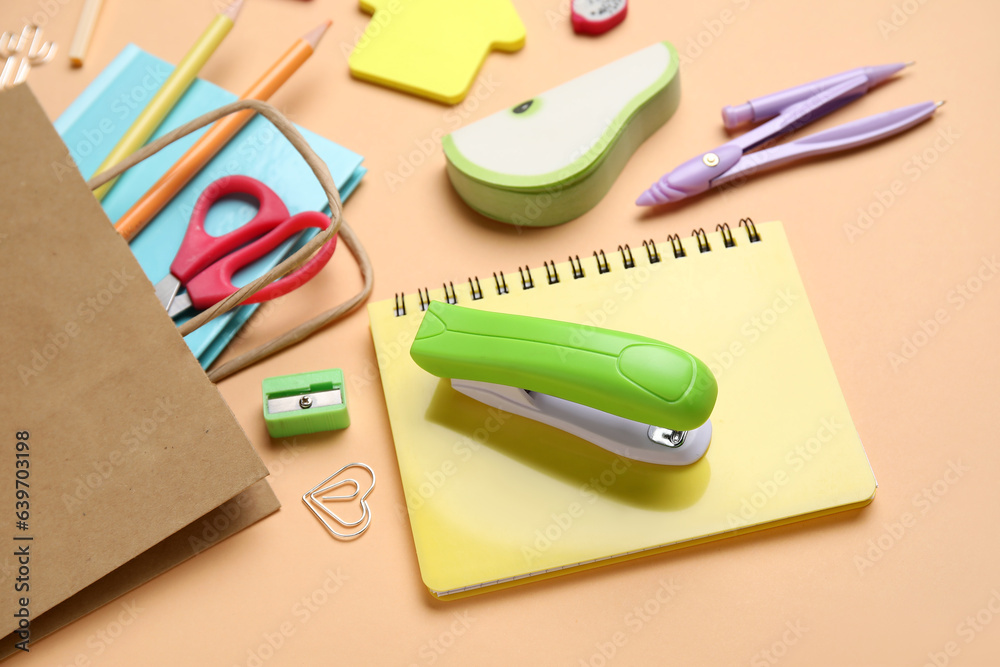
[
  {"xmin": 115, "ymin": 21, "xmax": 332, "ymax": 242},
  {"xmin": 92, "ymin": 0, "xmax": 243, "ymax": 201}
]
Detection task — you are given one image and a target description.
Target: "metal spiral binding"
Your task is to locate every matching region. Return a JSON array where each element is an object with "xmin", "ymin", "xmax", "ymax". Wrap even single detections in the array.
[
  {"xmin": 619, "ymin": 244, "xmax": 635, "ymax": 268},
  {"xmin": 392, "ymin": 218, "xmax": 762, "ymax": 315},
  {"xmin": 692, "ymin": 228, "xmax": 711, "ymax": 253},
  {"xmin": 717, "ymin": 222, "xmax": 736, "ymax": 248},
  {"xmin": 739, "ymin": 217, "xmax": 761, "ymax": 242},
  {"xmin": 469, "ymin": 276, "xmax": 483, "ymax": 300},
  {"xmin": 519, "ymin": 266, "xmax": 534, "ymax": 290},
  {"xmin": 544, "ymin": 260, "xmax": 560, "ymax": 284},
  {"xmin": 494, "ymin": 271, "xmax": 509, "ymax": 295},
  {"xmin": 642, "ymin": 239, "xmax": 661, "ymax": 263},
  {"xmin": 593, "ymin": 250, "xmax": 610, "ymax": 274},
  {"xmin": 443, "ymin": 282, "xmax": 457, "ymax": 304},
  {"xmin": 666, "ymin": 234, "xmax": 685, "ymax": 258}
]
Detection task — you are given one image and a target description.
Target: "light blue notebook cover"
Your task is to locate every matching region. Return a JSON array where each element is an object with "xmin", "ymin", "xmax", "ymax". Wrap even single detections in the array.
[{"xmin": 55, "ymin": 45, "xmax": 365, "ymax": 368}]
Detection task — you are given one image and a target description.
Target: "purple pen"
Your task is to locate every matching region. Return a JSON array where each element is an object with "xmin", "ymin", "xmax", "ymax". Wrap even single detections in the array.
[{"xmin": 721, "ymin": 63, "xmax": 911, "ymax": 130}]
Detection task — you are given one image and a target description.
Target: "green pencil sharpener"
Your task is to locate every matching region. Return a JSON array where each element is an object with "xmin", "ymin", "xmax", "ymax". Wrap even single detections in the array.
[{"xmin": 262, "ymin": 369, "xmax": 350, "ymax": 438}]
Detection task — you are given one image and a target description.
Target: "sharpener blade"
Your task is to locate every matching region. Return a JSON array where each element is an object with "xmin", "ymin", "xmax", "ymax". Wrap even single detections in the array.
[{"xmin": 267, "ymin": 389, "xmax": 342, "ymax": 414}]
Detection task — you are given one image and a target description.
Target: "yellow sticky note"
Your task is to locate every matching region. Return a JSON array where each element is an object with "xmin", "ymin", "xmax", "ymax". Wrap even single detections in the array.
[{"xmin": 349, "ymin": 0, "xmax": 526, "ymax": 104}]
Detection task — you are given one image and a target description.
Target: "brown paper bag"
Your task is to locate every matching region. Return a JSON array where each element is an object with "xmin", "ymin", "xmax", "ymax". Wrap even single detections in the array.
[{"xmin": 0, "ymin": 85, "xmax": 280, "ymax": 656}]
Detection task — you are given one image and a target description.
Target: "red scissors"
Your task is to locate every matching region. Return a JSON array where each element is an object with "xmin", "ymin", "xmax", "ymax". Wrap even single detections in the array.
[{"xmin": 153, "ymin": 175, "xmax": 337, "ymax": 317}]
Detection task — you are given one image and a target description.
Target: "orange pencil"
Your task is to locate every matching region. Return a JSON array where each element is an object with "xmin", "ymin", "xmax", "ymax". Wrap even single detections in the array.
[{"xmin": 115, "ymin": 20, "xmax": 332, "ymax": 241}]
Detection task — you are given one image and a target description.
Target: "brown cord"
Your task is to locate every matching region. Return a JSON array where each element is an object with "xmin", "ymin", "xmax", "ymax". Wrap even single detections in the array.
[{"xmin": 86, "ymin": 99, "xmax": 374, "ymax": 382}]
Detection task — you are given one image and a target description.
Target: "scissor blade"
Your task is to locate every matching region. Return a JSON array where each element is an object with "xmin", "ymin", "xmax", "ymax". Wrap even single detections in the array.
[
  {"xmin": 167, "ymin": 291, "xmax": 193, "ymax": 318},
  {"xmin": 154, "ymin": 274, "xmax": 181, "ymax": 309}
]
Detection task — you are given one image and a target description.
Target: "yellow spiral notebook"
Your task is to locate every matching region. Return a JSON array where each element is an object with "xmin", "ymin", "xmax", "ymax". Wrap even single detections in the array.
[{"xmin": 368, "ymin": 220, "xmax": 876, "ymax": 599}]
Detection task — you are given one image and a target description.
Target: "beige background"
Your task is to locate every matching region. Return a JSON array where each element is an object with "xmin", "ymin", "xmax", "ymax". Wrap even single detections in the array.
[{"xmin": 4, "ymin": 0, "xmax": 999, "ymax": 665}]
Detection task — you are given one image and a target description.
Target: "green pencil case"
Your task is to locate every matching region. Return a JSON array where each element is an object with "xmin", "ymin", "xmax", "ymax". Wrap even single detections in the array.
[{"xmin": 442, "ymin": 40, "xmax": 680, "ymax": 227}]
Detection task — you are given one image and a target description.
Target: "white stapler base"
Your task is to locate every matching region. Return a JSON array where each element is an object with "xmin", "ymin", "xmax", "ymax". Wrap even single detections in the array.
[{"xmin": 451, "ymin": 379, "xmax": 711, "ymax": 466}]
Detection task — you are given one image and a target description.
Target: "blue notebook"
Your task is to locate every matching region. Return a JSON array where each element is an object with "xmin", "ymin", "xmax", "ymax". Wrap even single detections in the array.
[{"xmin": 56, "ymin": 45, "xmax": 366, "ymax": 368}]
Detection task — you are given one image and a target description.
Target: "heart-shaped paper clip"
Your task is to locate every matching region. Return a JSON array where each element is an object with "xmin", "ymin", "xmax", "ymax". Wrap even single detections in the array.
[
  {"xmin": 317, "ymin": 477, "xmax": 359, "ymax": 501},
  {"xmin": 302, "ymin": 463, "xmax": 375, "ymax": 539}
]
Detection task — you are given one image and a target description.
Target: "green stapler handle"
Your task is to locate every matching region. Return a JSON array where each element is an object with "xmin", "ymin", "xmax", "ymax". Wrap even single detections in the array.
[{"xmin": 410, "ymin": 302, "xmax": 718, "ymax": 431}]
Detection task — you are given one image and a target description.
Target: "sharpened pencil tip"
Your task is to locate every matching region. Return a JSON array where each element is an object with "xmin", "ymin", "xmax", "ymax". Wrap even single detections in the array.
[
  {"xmin": 905, "ymin": 60, "xmax": 916, "ymax": 67},
  {"xmin": 936, "ymin": 100, "xmax": 946, "ymax": 107},
  {"xmin": 221, "ymin": 0, "xmax": 244, "ymax": 22},
  {"xmin": 302, "ymin": 20, "xmax": 332, "ymax": 49}
]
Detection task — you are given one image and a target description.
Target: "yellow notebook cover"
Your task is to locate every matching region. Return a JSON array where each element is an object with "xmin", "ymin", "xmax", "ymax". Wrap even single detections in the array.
[{"xmin": 368, "ymin": 220, "xmax": 876, "ymax": 598}]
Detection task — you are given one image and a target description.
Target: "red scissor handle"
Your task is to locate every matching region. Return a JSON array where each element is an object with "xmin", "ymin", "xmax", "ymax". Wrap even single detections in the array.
[
  {"xmin": 169, "ymin": 175, "xmax": 291, "ymax": 284},
  {"xmin": 183, "ymin": 211, "xmax": 337, "ymax": 310}
]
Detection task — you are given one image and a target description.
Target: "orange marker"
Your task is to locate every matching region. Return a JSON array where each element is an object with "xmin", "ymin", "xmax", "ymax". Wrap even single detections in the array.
[{"xmin": 115, "ymin": 20, "xmax": 332, "ymax": 241}]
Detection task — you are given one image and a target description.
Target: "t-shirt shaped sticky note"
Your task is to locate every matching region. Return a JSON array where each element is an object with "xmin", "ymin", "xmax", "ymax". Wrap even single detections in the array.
[{"xmin": 348, "ymin": 0, "xmax": 526, "ymax": 105}]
